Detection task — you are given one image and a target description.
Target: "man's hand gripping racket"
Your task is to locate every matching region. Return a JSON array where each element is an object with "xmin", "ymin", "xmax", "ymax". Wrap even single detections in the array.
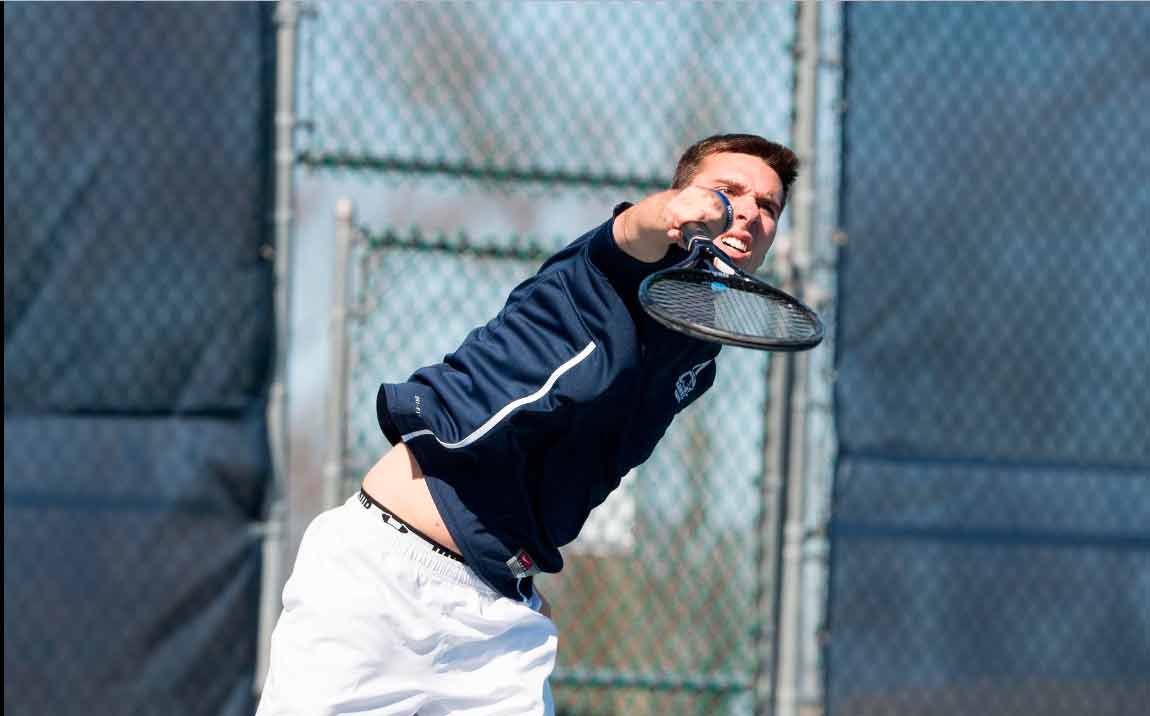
[{"xmin": 638, "ymin": 194, "xmax": 825, "ymax": 352}]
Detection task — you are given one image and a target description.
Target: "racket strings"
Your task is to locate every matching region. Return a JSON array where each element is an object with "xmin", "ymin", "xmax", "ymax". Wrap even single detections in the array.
[{"xmin": 645, "ymin": 276, "xmax": 820, "ymax": 342}]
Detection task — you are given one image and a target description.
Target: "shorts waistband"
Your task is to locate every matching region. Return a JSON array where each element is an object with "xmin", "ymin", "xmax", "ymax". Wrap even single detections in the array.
[
  {"xmin": 345, "ymin": 491, "xmax": 495, "ymax": 595},
  {"xmin": 356, "ymin": 488, "xmax": 465, "ymax": 563}
]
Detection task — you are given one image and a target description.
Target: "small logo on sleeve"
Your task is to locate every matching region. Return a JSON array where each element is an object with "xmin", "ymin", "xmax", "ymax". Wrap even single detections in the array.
[{"xmin": 674, "ymin": 360, "xmax": 714, "ymax": 403}]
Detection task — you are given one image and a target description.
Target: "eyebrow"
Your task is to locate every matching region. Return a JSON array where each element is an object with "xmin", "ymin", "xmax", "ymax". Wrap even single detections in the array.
[{"xmin": 716, "ymin": 176, "xmax": 782, "ymax": 215}]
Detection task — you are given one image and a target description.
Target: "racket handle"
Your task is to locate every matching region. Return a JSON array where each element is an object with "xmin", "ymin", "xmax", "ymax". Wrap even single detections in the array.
[{"xmin": 681, "ymin": 221, "xmax": 713, "ymax": 248}]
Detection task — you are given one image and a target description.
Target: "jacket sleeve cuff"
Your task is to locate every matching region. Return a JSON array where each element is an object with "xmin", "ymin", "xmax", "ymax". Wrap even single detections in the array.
[{"xmin": 376, "ymin": 384, "xmax": 405, "ymax": 445}]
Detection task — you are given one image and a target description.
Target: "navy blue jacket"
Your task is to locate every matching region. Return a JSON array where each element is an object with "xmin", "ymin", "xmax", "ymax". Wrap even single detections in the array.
[{"xmin": 376, "ymin": 211, "xmax": 721, "ymax": 600}]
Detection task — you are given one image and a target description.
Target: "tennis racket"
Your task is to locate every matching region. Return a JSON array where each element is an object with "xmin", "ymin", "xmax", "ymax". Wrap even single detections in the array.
[{"xmin": 638, "ymin": 222, "xmax": 824, "ymax": 351}]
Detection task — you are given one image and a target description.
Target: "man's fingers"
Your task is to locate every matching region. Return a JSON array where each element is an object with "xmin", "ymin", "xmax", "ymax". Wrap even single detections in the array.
[{"xmin": 665, "ymin": 186, "xmax": 730, "ymax": 240}]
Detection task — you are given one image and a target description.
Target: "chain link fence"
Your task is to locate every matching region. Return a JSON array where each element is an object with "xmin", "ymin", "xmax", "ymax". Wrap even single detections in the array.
[
  {"xmin": 4, "ymin": 2, "xmax": 273, "ymax": 415},
  {"xmin": 297, "ymin": 1, "xmax": 795, "ymax": 194},
  {"xmin": 299, "ymin": 2, "xmax": 821, "ymax": 714},
  {"xmin": 829, "ymin": 4, "xmax": 1150, "ymax": 715},
  {"xmin": 5, "ymin": 4, "xmax": 274, "ymax": 715}
]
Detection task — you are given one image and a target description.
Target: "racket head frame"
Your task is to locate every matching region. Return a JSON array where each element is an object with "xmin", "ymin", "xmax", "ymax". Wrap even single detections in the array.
[{"xmin": 638, "ymin": 224, "xmax": 825, "ymax": 351}]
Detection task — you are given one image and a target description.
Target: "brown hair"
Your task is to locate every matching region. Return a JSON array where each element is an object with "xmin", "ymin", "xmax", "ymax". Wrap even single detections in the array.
[{"xmin": 671, "ymin": 133, "xmax": 799, "ymax": 206}]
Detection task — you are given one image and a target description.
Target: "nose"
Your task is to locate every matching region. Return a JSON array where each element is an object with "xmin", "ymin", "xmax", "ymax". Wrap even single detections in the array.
[{"xmin": 732, "ymin": 194, "xmax": 759, "ymax": 230}]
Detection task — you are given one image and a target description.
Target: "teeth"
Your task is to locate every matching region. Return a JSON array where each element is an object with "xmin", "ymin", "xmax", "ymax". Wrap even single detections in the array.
[{"xmin": 721, "ymin": 237, "xmax": 748, "ymax": 252}]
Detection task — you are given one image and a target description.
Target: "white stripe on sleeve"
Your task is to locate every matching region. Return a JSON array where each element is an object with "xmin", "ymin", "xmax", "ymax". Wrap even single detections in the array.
[{"xmin": 401, "ymin": 341, "xmax": 598, "ymax": 450}]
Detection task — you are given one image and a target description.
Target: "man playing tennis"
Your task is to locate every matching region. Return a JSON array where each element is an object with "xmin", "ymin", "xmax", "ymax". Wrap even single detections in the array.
[{"xmin": 257, "ymin": 134, "xmax": 798, "ymax": 716}]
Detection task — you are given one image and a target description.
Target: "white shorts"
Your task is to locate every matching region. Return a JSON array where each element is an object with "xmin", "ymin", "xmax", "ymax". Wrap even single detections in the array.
[{"xmin": 256, "ymin": 494, "xmax": 558, "ymax": 716}]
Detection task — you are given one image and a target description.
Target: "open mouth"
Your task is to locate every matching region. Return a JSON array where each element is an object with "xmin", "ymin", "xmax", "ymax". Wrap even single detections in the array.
[
  {"xmin": 717, "ymin": 234, "xmax": 752, "ymax": 260},
  {"xmin": 719, "ymin": 236, "xmax": 748, "ymax": 252}
]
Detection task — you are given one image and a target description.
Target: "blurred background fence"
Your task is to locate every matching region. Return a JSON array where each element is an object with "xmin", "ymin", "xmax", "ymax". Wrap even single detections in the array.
[
  {"xmin": 300, "ymin": 3, "xmax": 839, "ymax": 715},
  {"xmin": 4, "ymin": 4, "xmax": 274, "ymax": 716},
  {"xmin": 5, "ymin": 2, "xmax": 1149, "ymax": 716},
  {"xmin": 829, "ymin": 4, "xmax": 1150, "ymax": 715}
]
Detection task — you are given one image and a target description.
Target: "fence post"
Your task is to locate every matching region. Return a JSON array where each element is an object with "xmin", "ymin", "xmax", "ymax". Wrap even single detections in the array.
[
  {"xmin": 257, "ymin": 0, "xmax": 302, "ymax": 695},
  {"xmin": 776, "ymin": 1, "xmax": 823, "ymax": 715},
  {"xmin": 324, "ymin": 199, "xmax": 356, "ymax": 510}
]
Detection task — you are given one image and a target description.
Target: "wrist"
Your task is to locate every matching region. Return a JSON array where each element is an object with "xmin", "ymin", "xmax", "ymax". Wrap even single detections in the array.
[
  {"xmin": 611, "ymin": 193, "xmax": 676, "ymax": 263},
  {"xmin": 611, "ymin": 207, "xmax": 650, "ymax": 262}
]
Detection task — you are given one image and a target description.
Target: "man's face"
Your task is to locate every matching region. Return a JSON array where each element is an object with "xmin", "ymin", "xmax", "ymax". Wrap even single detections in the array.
[{"xmin": 690, "ymin": 151, "xmax": 785, "ymax": 273}]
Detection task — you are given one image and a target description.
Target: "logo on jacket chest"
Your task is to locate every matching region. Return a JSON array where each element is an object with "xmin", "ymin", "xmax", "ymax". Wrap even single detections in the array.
[{"xmin": 675, "ymin": 360, "xmax": 713, "ymax": 404}]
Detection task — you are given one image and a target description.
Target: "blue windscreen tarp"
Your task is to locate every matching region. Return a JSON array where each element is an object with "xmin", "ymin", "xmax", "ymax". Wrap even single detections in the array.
[
  {"xmin": 4, "ymin": 4, "xmax": 274, "ymax": 715},
  {"xmin": 829, "ymin": 4, "xmax": 1150, "ymax": 714}
]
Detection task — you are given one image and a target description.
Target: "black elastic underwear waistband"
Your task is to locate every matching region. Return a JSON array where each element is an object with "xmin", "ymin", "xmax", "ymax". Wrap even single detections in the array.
[{"xmin": 357, "ymin": 488, "xmax": 466, "ymax": 564}]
